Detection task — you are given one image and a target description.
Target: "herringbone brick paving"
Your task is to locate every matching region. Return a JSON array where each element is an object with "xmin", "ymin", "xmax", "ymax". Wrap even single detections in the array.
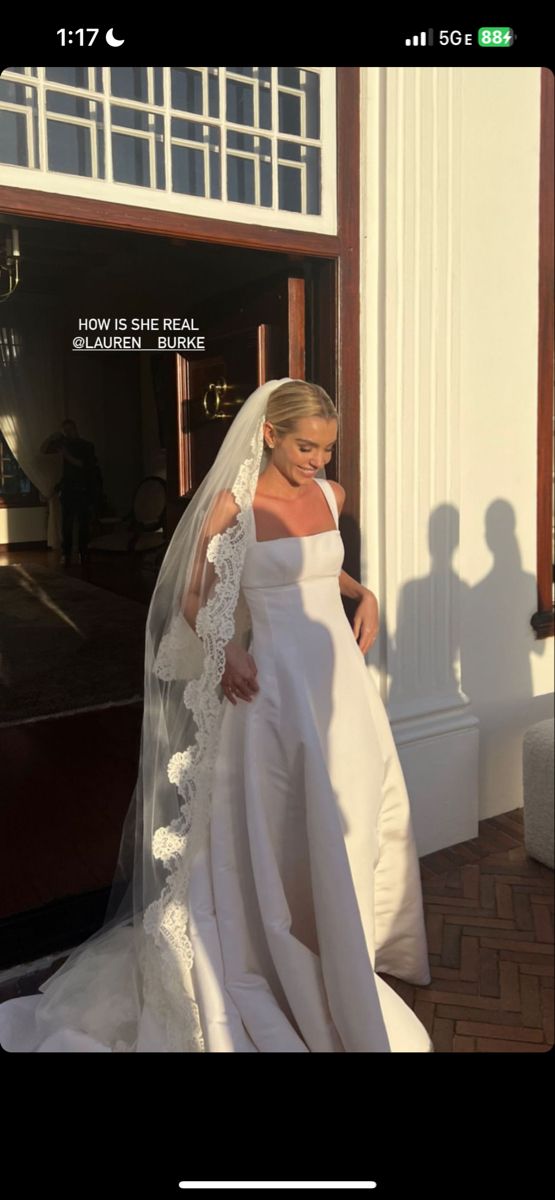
[
  {"xmin": 380, "ymin": 808, "xmax": 554, "ymax": 1051},
  {"xmin": 1, "ymin": 809, "xmax": 553, "ymax": 1051}
]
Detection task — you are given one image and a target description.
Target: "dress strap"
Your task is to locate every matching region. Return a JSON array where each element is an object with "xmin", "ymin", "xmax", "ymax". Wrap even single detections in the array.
[{"xmin": 315, "ymin": 476, "xmax": 339, "ymax": 529}]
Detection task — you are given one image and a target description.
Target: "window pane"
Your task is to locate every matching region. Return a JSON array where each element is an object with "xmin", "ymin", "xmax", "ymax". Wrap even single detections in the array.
[
  {"xmin": 0, "ymin": 434, "xmax": 34, "ymax": 498},
  {"xmin": 228, "ymin": 154, "xmax": 255, "ymax": 204},
  {"xmin": 0, "ymin": 79, "xmax": 26, "ymax": 104},
  {"xmin": 47, "ymin": 120, "xmax": 92, "ymax": 176},
  {"xmin": 172, "ymin": 117, "xmax": 205, "ymax": 143},
  {"xmin": 154, "ymin": 68, "xmax": 164, "ymax": 108},
  {"xmin": 112, "ymin": 105, "xmax": 149, "ymax": 131},
  {"xmin": 226, "ymin": 130, "xmax": 271, "ymax": 206},
  {"xmin": 209, "ymin": 125, "xmax": 221, "ymax": 198},
  {"xmin": 305, "ymin": 71, "xmax": 320, "ymax": 139},
  {"xmin": 110, "ymin": 68, "xmax": 148, "ymax": 102},
  {"xmin": 259, "ymin": 86, "xmax": 271, "ymax": 130},
  {"xmin": 279, "ymin": 90, "xmax": 301, "ymax": 136},
  {"xmin": 172, "ymin": 143, "xmax": 205, "ymax": 197},
  {"xmin": 0, "ymin": 109, "xmax": 29, "ymax": 166},
  {"xmin": 45, "ymin": 67, "xmax": 89, "ymax": 88},
  {"xmin": 227, "ymin": 78, "xmax": 254, "ymax": 126},
  {"xmin": 112, "ymin": 132, "xmax": 150, "ymax": 185},
  {"xmin": 208, "ymin": 72, "xmax": 220, "ymax": 119},
  {"xmin": 278, "ymin": 162, "xmax": 301, "ymax": 212},
  {"xmin": 305, "ymin": 144, "xmax": 321, "ymax": 214},
  {"xmin": 47, "ymin": 91, "xmax": 93, "ymax": 118},
  {"xmin": 172, "ymin": 68, "xmax": 204, "ymax": 115},
  {"xmin": 279, "ymin": 68, "xmax": 300, "ymax": 88}
]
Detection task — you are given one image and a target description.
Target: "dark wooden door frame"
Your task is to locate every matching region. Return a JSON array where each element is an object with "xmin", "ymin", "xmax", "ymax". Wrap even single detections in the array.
[
  {"xmin": 0, "ymin": 67, "xmax": 361, "ymax": 572},
  {"xmin": 531, "ymin": 66, "xmax": 554, "ymax": 640}
]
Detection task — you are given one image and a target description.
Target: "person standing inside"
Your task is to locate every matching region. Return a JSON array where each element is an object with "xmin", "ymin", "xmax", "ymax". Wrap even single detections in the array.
[{"xmin": 41, "ymin": 419, "xmax": 101, "ymax": 566}]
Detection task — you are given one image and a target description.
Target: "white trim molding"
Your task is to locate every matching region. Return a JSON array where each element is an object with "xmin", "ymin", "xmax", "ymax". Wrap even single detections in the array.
[{"xmin": 360, "ymin": 67, "xmax": 479, "ymax": 856}]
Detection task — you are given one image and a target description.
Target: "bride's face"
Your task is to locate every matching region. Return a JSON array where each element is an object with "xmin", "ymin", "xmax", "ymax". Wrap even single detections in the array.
[{"xmin": 266, "ymin": 415, "xmax": 338, "ymax": 485}]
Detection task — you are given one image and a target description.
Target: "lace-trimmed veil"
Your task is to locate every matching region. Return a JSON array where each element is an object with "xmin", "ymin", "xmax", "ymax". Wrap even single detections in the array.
[{"xmin": 32, "ymin": 376, "xmax": 304, "ymax": 1052}]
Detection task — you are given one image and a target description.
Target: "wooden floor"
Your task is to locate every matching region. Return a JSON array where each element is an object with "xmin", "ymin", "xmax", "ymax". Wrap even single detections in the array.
[
  {"xmin": 0, "ymin": 701, "xmax": 144, "ymax": 917},
  {"xmin": 1, "ymin": 808, "xmax": 552, "ymax": 1051},
  {"xmin": 0, "ymin": 544, "xmax": 157, "ymax": 606},
  {"xmin": 382, "ymin": 808, "xmax": 554, "ymax": 1051},
  {"xmin": 0, "ymin": 545, "xmax": 150, "ymax": 920}
]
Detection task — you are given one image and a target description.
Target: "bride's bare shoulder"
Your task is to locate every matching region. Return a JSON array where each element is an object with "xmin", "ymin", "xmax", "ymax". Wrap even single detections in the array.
[{"xmin": 326, "ymin": 479, "xmax": 346, "ymax": 515}]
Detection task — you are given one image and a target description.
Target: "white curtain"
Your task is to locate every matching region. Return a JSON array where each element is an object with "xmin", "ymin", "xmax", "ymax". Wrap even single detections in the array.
[{"xmin": 0, "ymin": 317, "xmax": 64, "ymax": 547}]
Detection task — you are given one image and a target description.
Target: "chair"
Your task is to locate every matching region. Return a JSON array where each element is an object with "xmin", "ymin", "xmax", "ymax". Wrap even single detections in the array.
[{"xmin": 88, "ymin": 476, "xmax": 167, "ymax": 562}]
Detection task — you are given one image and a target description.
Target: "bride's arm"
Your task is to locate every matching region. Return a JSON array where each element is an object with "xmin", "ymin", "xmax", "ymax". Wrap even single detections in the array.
[
  {"xmin": 180, "ymin": 488, "xmax": 238, "ymax": 631},
  {"xmin": 328, "ymin": 480, "xmax": 379, "ymax": 654},
  {"xmin": 180, "ymin": 491, "xmax": 258, "ymax": 700}
]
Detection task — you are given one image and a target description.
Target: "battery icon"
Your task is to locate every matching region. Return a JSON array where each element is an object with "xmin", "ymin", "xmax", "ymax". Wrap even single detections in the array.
[{"xmin": 405, "ymin": 29, "xmax": 434, "ymax": 46}]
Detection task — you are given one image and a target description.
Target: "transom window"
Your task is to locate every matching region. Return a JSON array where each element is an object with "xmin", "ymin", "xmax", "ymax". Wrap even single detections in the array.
[{"xmin": 0, "ymin": 66, "xmax": 337, "ymax": 232}]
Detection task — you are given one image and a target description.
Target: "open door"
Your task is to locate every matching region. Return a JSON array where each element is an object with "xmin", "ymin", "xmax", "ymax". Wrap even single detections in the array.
[{"xmin": 152, "ymin": 271, "xmax": 308, "ymax": 536}]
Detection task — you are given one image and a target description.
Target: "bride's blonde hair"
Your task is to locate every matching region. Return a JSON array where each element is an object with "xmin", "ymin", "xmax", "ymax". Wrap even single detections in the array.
[{"xmin": 263, "ymin": 380, "xmax": 337, "ymax": 451}]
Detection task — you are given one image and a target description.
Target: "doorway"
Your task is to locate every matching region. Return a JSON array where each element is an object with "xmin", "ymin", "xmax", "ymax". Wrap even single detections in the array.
[{"xmin": 0, "ymin": 213, "xmax": 338, "ymax": 965}]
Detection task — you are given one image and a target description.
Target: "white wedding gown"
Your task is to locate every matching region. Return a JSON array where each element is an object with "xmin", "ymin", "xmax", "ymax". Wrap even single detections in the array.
[{"xmin": 0, "ymin": 478, "xmax": 433, "ymax": 1052}]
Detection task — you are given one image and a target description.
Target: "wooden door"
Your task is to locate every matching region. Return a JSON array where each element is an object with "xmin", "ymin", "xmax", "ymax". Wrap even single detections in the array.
[{"xmin": 152, "ymin": 271, "xmax": 307, "ymax": 536}]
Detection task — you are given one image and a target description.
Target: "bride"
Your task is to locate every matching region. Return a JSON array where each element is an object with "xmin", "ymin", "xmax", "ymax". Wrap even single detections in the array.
[{"xmin": 0, "ymin": 378, "xmax": 433, "ymax": 1052}]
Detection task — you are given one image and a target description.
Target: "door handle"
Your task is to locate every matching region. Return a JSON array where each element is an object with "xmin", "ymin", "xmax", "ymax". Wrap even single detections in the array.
[{"xmin": 203, "ymin": 379, "xmax": 244, "ymax": 420}]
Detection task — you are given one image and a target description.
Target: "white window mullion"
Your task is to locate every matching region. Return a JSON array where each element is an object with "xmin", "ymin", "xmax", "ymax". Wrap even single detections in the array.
[
  {"xmin": 253, "ymin": 67, "xmax": 260, "ymax": 130},
  {"xmin": 163, "ymin": 66, "xmax": 172, "ymax": 194},
  {"xmin": 254, "ymin": 136, "xmax": 261, "ymax": 207},
  {"xmin": 36, "ymin": 67, "xmax": 48, "ymax": 172},
  {"xmin": 102, "ymin": 67, "xmax": 113, "ymax": 183},
  {"xmin": 219, "ymin": 67, "xmax": 227, "ymax": 202},
  {"xmin": 270, "ymin": 66, "xmax": 279, "ymax": 212},
  {"xmin": 22, "ymin": 95, "xmax": 35, "ymax": 169},
  {"xmin": 253, "ymin": 69, "xmax": 261, "ymax": 206},
  {"xmin": 147, "ymin": 114, "xmax": 156, "ymax": 189}
]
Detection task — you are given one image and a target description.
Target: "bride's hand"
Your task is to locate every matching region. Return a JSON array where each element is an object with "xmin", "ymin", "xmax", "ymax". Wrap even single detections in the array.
[
  {"xmin": 353, "ymin": 589, "xmax": 379, "ymax": 654},
  {"xmin": 222, "ymin": 642, "xmax": 259, "ymax": 704}
]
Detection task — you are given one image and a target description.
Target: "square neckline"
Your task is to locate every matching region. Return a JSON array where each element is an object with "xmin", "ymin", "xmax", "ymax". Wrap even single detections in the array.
[{"xmin": 252, "ymin": 477, "xmax": 340, "ymax": 546}]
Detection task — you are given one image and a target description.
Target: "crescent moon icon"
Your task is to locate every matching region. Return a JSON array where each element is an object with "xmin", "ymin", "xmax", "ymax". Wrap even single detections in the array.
[{"xmin": 106, "ymin": 28, "xmax": 125, "ymax": 47}]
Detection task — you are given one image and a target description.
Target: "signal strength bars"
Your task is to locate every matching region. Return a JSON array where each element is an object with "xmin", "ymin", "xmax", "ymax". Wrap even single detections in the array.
[{"xmin": 405, "ymin": 29, "xmax": 434, "ymax": 45}]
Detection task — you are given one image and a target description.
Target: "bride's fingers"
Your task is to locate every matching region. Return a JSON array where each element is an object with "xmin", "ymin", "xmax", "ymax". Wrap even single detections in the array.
[
  {"xmin": 237, "ymin": 675, "xmax": 259, "ymax": 700},
  {"xmin": 234, "ymin": 679, "xmax": 253, "ymax": 700}
]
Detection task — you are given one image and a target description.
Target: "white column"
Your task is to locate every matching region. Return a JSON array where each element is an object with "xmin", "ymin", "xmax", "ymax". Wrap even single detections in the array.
[{"xmin": 360, "ymin": 67, "xmax": 479, "ymax": 856}]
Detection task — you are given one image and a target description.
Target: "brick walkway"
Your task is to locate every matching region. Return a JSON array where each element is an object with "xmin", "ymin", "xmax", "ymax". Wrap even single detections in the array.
[{"xmin": 381, "ymin": 808, "xmax": 554, "ymax": 1050}]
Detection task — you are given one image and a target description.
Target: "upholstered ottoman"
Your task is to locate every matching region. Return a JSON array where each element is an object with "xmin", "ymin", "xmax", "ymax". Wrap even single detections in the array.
[{"xmin": 522, "ymin": 718, "xmax": 554, "ymax": 870}]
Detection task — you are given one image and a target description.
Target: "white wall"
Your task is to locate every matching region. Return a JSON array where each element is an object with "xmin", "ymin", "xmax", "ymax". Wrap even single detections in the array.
[
  {"xmin": 359, "ymin": 67, "xmax": 551, "ymax": 854},
  {"xmin": 0, "ymin": 505, "xmax": 46, "ymax": 543},
  {"xmin": 458, "ymin": 67, "xmax": 553, "ymax": 815}
]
